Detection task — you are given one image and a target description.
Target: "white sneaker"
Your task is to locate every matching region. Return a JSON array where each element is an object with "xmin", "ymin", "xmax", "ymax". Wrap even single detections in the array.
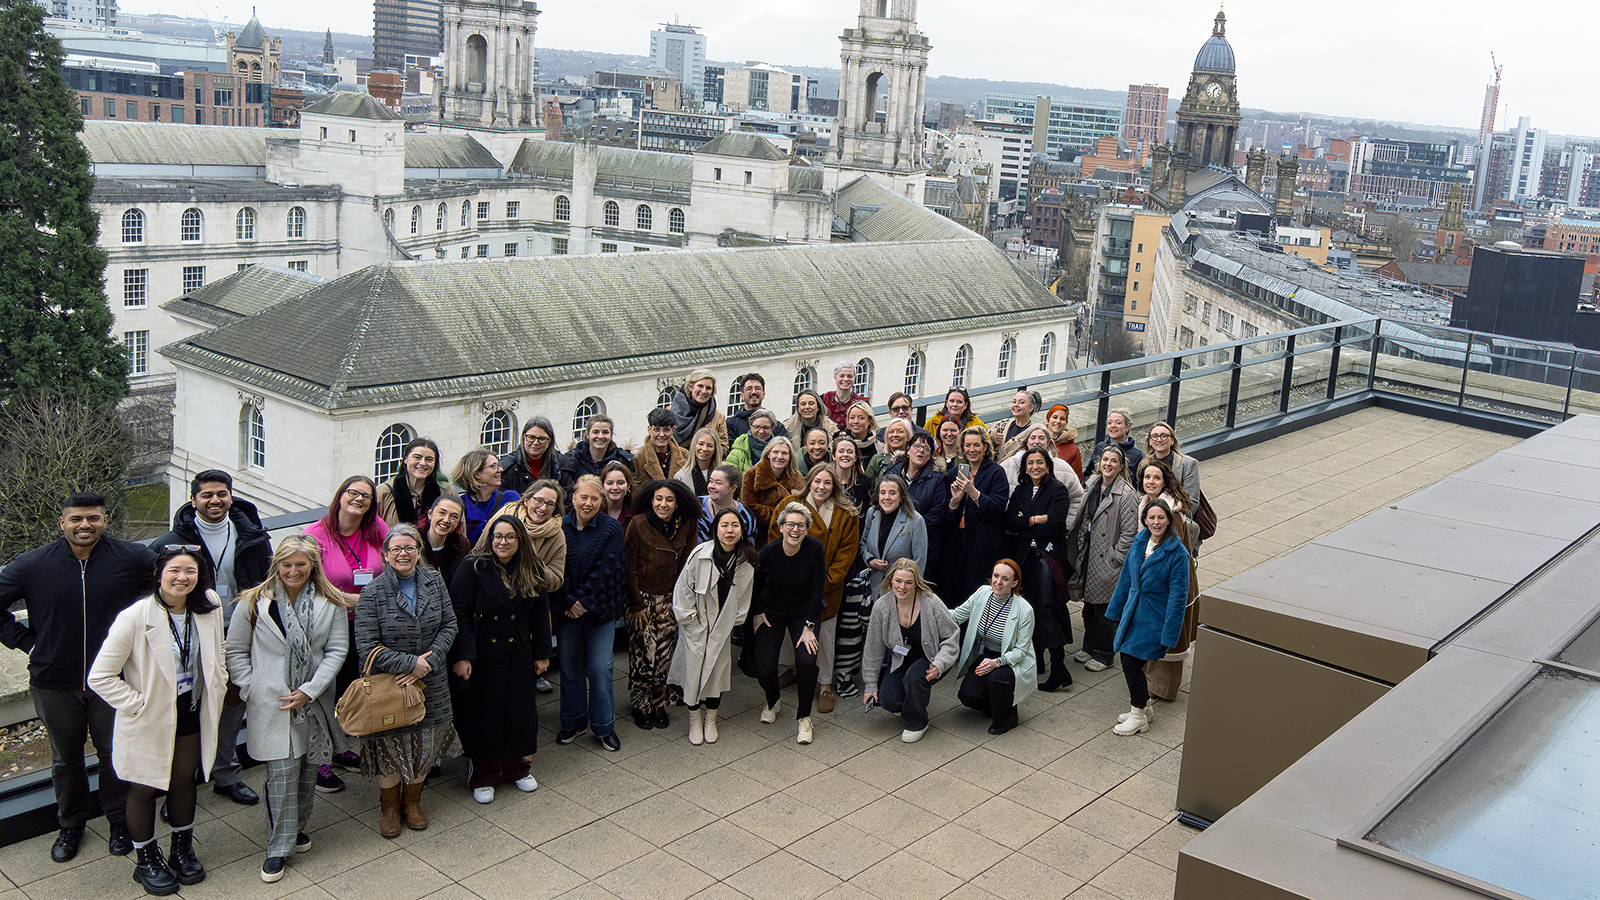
[
  {"xmin": 1072, "ymin": 650, "xmax": 1091, "ymax": 664},
  {"xmin": 514, "ymin": 775, "xmax": 538, "ymax": 793},
  {"xmin": 1085, "ymin": 659, "xmax": 1109, "ymax": 672},
  {"xmin": 901, "ymin": 727, "xmax": 927, "ymax": 744},
  {"xmin": 472, "ymin": 786, "xmax": 495, "ymax": 804},
  {"xmin": 796, "ymin": 717, "xmax": 813, "ymax": 744},
  {"xmin": 760, "ymin": 700, "xmax": 779, "ymax": 724},
  {"xmin": 1118, "ymin": 704, "xmax": 1154, "ymax": 724}
]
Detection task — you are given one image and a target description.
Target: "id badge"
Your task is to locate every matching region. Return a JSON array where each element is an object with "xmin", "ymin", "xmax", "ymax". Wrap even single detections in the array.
[
  {"xmin": 353, "ymin": 570, "xmax": 375, "ymax": 587},
  {"xmin": 892, "ymin": 644, "xmax": 910, "ymax": 658}
]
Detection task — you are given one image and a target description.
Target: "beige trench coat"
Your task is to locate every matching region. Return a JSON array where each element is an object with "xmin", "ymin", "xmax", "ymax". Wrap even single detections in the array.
[{"xmin": 667, "ymin": 542, "xmax": 754, "ymax": 706}]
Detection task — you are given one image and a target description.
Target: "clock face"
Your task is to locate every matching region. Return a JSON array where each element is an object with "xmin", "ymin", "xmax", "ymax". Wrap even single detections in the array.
[{"xmin": 1205, "ymin": 81, "xmax": 1223, "ymax": 100}]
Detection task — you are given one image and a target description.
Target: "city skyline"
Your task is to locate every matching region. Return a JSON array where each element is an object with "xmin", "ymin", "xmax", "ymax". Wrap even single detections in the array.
[{"xmin": 115, "ymin": 0, "xmax": 1597, "ymax": 139}]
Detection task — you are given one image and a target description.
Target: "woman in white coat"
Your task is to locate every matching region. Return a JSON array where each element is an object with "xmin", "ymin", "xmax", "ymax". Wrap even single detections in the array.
[
  {"xmin": 668, "ymin": 508, "xmax": 756, "ymax": 745},
  {"xmin": 89, "ymin": 546, "xmax": 228, "ymax": 896},
  {"xmin": 949, "ymin": 559, "xmax": 1037, "ymax": 736},
  {"xmin": 224, "ymin": 536, "xmax": 351, "ymax": 883}
]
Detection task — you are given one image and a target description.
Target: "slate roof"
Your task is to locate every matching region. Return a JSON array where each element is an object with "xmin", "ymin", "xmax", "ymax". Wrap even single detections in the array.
[
  {"xmin": 161, "ymin": 264, "xmax": 328, "ymax": 327},
  {"xmin": 163, "ymin": 238, "xmax": 1061, "ymax": 409},
  {"xmin": 302, "ymin": 92, "xmax": 400, "ymax": 120},
  {"xmin": 697, "ymin": 131, "xmax": 788, "ymax": 161},
  {"xmin": 235, "ymin": 15, "xmax": 266, "ymax": 48},
  {"xmin": 788, "ymin": 166, "xmax": 824, "ymax": 194},
  {"xmin": 82, "ymin": 121, "xmax": 272, "ymax": 167},
  {"xmin": 506, "ymin": 140, "xmax": 693, "ymax": 188},
  {"xmin": 1390, "ymin": 261, "xmax": 1473, "ymax": 290},
  {"xmin": 836, "ymin": 177, "xmax": 978, "ymax": 243},
  {"xmin": 405, "ymin": 135, "xmax": 502, "ymax": 171}
]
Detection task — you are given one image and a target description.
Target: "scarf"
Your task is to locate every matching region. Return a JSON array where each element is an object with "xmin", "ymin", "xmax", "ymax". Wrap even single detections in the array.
[
  {"xmin": 648, "ymin": 510, "xmax": 683, "ymax": 541},
  {"xmin": 672, "ymin": 388, "xmax": 715, "ymax": 446},
  {"xmin": 277, "ymin": 583, "xmax": 337, "ymax": 765},
  {"xmin": 747, "ymin": 432, "xmax": 772, "ymax": 465},
  {"xmin": 391, "ymin": 474, "xmax": 441, "ymax": 527},
  {"xmin": 712, "ymin": 544, "xmax": 740, "ymax": 608}
]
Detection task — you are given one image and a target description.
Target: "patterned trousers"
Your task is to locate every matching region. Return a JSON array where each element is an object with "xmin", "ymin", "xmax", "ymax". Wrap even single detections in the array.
[
  {"xmin": 629, "ymin": 591, "xmax": 680, "ymax": 714},
  {"xmin": 830, "ymin": 573, "xmax": 872, "ymax": 688},
  {"xmin": 262, "ymin": 756, "xmax": 317, "ymax": 858}
]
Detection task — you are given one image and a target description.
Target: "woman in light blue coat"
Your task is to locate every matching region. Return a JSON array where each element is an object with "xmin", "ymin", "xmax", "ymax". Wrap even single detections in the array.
[
  {"xmin": 1105, "ymin": 498, "xmax": 1191, "ymax": 737},
  {"xmin": 949, "ymin": 559, "xmax": 1037, "ymax": 735},
  {"xmin": 859, "ymin": 474, "xmax": 928, "ymax": 598}
]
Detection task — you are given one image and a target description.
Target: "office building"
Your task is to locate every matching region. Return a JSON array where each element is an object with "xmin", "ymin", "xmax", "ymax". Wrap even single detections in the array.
[
  {"xmin": 983, "ymin": 91, "xmax": 1123, "ymax": 158},
  {"xmin": 1123, "ymin": 83, "xmax": 1167, "ymax": 152},
  {"xmin": 373, "ymin": 0, "xmax": 444, "ymax": 69},
  {"xmin": 1506, "ymin": 116, "xmax": 1547, "ymax": 203},
  {"xmin": 649, "ymin": 22, "xmax": 705, "ymax": 101}
]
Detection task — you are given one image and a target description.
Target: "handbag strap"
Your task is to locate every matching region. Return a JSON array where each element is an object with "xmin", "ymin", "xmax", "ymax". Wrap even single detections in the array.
[{"xmin": 362, "ymin": 646, "xmax": 386, "ymax": 678}]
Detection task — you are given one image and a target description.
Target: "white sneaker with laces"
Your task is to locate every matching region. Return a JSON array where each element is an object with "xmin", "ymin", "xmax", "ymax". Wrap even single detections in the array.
[
  {"xmin": 514, "ymin": 775, "xmax": 538, "ymax": 792},
  {"xmin": 901, "ymin": 727, "xmax": 927, "ymax": 743},
  {"xmin": 472, "ymin": 786, "xmax": 495, "ymax": 804},
  {"xmin": 1073, "ymin": 650, "xmax": 1091, "ymax": 664},
  {"xmin": 796, "ymin": 716, "xmax": 813, "ymax": 744},
  {"xmin": 760, "ymin": 700, "xmax": 779, "ymax": 724},
  {"xmin": 1084, "ymin": 659, "xmax": 1109, "ymax": 672}
]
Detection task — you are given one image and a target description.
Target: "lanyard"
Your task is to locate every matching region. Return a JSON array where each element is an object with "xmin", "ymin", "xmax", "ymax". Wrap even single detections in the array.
[
  {"xmin": 164, "ymin": 609, "xmax": 199, "ymax": 711},
  {"xmin": 332, "ymin": 529, "xmax": 365, "ymax": 570},
  {"xmin": 205, "ymin": 519, "xmax": 233, "ymax": 574}
]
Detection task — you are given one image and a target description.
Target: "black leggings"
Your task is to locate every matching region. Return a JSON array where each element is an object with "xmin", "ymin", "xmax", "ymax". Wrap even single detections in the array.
[
  {"xmin": 1122, "ymin": 653, "xmax": 1152, "ymax": 709},
  {"xmin": 686, "ymin": 696, "xmax": 721, "ymax": 711},
  {"xmin": 751, "ymin": 612, "xmax": 819, "ymax": 719},
  {"xmin": 126, "ymin": 733, "xmax": 202, "ymax": 842}
]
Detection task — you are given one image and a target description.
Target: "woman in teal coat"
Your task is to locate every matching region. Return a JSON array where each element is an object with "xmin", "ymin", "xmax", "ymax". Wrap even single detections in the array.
[
  {"xmin": 1105, "ymin": 498, "xmax": 1191, "ymax": 737},
  {"xmin": 949, "ymin": 559, "xmax": 1037, "ymax": 735}
]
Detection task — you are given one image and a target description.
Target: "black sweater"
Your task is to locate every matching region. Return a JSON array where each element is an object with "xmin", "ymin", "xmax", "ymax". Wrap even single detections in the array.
[
  {"xmin": 0, "ymin": 537, "xmax": 156, "ymax": 689},
  {"xmin": 751, "ymin": 537, "xmax": 825, "ymax": 624}
]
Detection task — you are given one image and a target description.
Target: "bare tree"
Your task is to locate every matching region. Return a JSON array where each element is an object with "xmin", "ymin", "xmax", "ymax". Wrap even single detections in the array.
[{"xmin": 0, "ymin": 393, "xmax": 135, "ymax": 561}]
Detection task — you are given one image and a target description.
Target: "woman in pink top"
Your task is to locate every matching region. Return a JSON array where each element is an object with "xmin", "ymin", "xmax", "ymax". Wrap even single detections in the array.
[{"xmin": 302, "ymin": 474, "xmax": 388, "ymax": 786}]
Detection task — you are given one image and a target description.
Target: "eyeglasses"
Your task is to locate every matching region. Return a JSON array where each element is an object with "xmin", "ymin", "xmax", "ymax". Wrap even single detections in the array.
[
  {"xmin": 387, "ymin": 545, "xmax": 419, "ymax": 555},
  {"xmin": 526, "ymin": 435, "xmax": 551, "ymax": 445},
  {"xmin": 1150, "ymin": 433, "xmax": 1173, "ymax": 441},
  {"xmin": 527, "ymin": 498, "xmax": 555, "ymax": 509},
  {"xmin": 344, "ymin": 489, "xmax": 373, "ymax": 501},
  {"xmin": 162, "ymin": 543, "xmax": 201, "ymax": 552},
  {"xmin": 780, "ymin": 521, "xmax": 808, "ymax": 530},
  {"xmin": 490, "ymin": 534, "xmax": 518, "ymax": 543},
  {"xmin": 891, "ymin": 404, "xmax": 911, "ymax": 413}
]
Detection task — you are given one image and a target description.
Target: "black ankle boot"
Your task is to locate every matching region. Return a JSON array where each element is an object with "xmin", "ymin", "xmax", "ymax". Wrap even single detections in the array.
[
  {"xmin": 168, "ymin": 829, "xmax": 205, "ymax": 885},
  {"xmin": 132, "ymin": 842, "xmax": 179, "ymax": 896},
  {"xmin": 1040, "ymin": 666, "xmax": 1073, "ymax": 692}
]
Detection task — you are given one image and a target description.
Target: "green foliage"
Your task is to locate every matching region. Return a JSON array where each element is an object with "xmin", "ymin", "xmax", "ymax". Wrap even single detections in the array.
[
  {"xmin": 0, "ymin": 392, "xmax": 135, "ymax": 563},
  {"xmin": 0, "ymin": 0, "xmax": 127, "ymax": 409}
]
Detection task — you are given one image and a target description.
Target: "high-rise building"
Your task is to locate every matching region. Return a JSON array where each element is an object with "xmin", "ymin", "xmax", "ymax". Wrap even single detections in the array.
[
  {"xmin": 1506, "ymin": 116, "xmax": 1546, "ymax": 203},
  {"xmin": 1123, "ymin": 83, "xmax": 1167, "ymax": 152},
  {"xmin": 649, "ymin": 22, "xmax": 705, "ymax": 101},
  {"xmin": 373, "ymin": 0, "xmax": 444, "ymax": 69},
  {"xmin": 35, "ymin": 0, "xmax": 116, "ymax": 28},
  {"xmin": 983, "ymin": 92, "xmax": 1122, "ymax": 158}
]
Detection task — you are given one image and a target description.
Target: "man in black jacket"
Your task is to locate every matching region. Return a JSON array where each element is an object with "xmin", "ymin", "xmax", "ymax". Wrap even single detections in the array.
[
  {"xmin": 727, "ymin": 373, "xmax": 788, "ymax": 441},
  {"xmin": 154, "ymin": 469, "xmax": 271, "ymax": 805},
  {"xmin": 0, "ymin": 492, "xmax": 154, "ymax": 862}
]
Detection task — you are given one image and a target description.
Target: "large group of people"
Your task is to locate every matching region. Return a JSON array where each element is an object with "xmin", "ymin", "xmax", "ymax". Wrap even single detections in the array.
[{"xmin": 0, "ymin": 367, "xmax": 1208, "ymax": 893}]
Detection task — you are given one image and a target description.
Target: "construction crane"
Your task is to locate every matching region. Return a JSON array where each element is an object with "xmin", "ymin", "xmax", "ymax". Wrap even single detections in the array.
[{"xmin": 1478, "ymin": 52, "xmax": 1502, "ymax": 147}]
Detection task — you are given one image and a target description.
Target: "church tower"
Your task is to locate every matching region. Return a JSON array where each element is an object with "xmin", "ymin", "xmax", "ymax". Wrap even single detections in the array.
[
  {"xmin": 436, "ymin": 0, "xmax": 538, "ymax": 131},
  {"xmin": 1174, "ymin": 8, "xmax": 1240, "ymax": 171},
  {"xmin": 834, "ymin": 0, "xmax": 929, "ymax": 180}
]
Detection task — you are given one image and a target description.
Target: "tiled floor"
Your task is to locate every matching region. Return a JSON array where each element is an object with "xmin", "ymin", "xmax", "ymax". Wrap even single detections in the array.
[{"xmin": 0, "ymin": 408, "xmax": 1521, "ymax": 900}]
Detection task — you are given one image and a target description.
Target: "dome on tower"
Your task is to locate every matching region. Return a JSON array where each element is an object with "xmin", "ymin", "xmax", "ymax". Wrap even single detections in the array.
[{"xmin": 1193, "ymin": 9, "xmax": 1234, "ymax": 74}]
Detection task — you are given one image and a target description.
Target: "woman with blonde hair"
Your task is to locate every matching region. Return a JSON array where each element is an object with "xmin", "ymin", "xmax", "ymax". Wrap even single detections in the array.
[
  {"xmin": 674, "ymin": 426, "xmax": 723, "ymax": 498},
  {"xmin": 1073, "ymin": 446, "xmax": 1140, "ymax": 673},
  {"xmin": 740, "ymin": 436, "xmax": 804, "ymax": 540},
  {"xmin": 224, "ymin": 537, "xmax": 351, "ymax": 882},
  {"xmin": 750, "ymin": 502, "xmax": 825, "ymax": 743},
  {"xmin": 783, "ymin": 389, "xmax": 837, "ymax": 443},
  {"xmin": 861, "ymin": 559, "xmax": 960, "ymax": 743},
  {"xmin": 1144, "ymin": 421, "xmax": 1201, "ymax": 498},
  {"xmin": 672, "ymin": 368, "xmax": 730, "ymax": 453},
  {"xmin": 451, "ymin": 449, "xmax": 518, "ymax": 546}
]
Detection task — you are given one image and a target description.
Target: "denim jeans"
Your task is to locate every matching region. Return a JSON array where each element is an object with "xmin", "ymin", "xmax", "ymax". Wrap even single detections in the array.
[{"xmin": 559, "ymin": 618, "xmax": 619, "ymax": 736}]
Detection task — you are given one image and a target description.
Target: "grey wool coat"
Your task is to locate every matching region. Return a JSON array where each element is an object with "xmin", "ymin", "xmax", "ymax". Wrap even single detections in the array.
[
  {"xmin": 859, "ymin": 507, "xmax": 929, "ymax": 597},
  {"xmin": 667, "ymin": 542, "xmax": 754, "ymax": 706},
  {"xmin": 354, "ymin": 567, "xmax": 458, "ymax": 730},
  {"xmin": 224, "ymin": 588, "xmax": 349, "ymax": 761},
  {"xmin": 1076, "ymin": 474, "xmax": 1141, "ymax": 606}
]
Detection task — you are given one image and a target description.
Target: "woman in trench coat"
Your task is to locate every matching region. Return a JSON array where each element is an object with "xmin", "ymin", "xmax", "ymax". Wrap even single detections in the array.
[{"xmin": 667, "ymin": 508, "xmax": 756, "ymax": 746}]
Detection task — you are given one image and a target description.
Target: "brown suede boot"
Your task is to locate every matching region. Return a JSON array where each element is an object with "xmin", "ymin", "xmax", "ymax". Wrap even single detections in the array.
[
  {"xmin": 379, "ymin": 784, "xmax": 403, "ymax": 838},
  {"xmin": 401, "ymin": 782, "xmax": 428, "ymax": 831}
]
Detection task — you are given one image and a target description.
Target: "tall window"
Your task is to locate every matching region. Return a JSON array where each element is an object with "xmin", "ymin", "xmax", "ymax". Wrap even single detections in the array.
[
  {"xmin": 410, "ymin": 205, "xmax": 421, "ymax": 235},
  {"xmin": 236, "ymin": 207, "xmax": 256, "ymax": 240},
  {"xmin": 123, "ymin": 269, "xmax": 148, "ymax": 307},
  {"xmin": 854, "ymin": 358, "xmax": 875, "ymax": 399},
  {"xmin": 997, "ymin": 336, "xmax": 1015, "ymax": 381},
  {"xmin": 656, "ymin": 387, "xmax": 675, "ymax": 409},
  {"xmin": 571, "ymin": 397, "xmax": 603, "ymax": 442},
  {"xmin": 554, "ymin": 195, "xmax": 571, "ymax": 222},
  {"xmin": 480, "ymin": 410, "xmax": 515, "ymax": 456},
  {"xmin": 120, "ymin": 209, "xmax": 144, "ymax": 243},
  {"xmin": 374, "ymin": 424, "xmax": 415, "ymax": 481},
  {"xmin": 603, "ymin": 201, "xmax": 620, "ymax": 227},
  {"xmin": 287, "ymin": 206, "xmax": 305, "ymax": 239},
  {"xmin": 1039, "ymin": 332, "xmax": 1056, "ymax": 373},
  {"xmin": 182, "ymin": 266, "xmax": 205, "ymax": 293},
  {"xmin": 505, "ymin": 200, "xmax": 520, "ymax": 219},
  {"xmin": 241, "ymin": 405, "xmax": 265, "ymax": 469},
  {"xmin": 180, "ymin": 208, "xmax": 202, "ymax": 242},
  {"xmin": 952, "ymin": 344, "xmax": 972, "ymax": 388},
  {"xmin": 383, "ymin": 208, "xmax": 395, "ymax": 230},
  {"xmin": 636, "ymin": 204, "xmax": 652, "ymax": 230},
  {"xmin": 123, "ymin": 331, "xmax": 149, "ymax": 375},
  {"xmin": 436, "ymin": 202, "xmax": 447, "ymax": 231},
  {"xmin": 669, "ymin": 208, "xmax": 685, "ymax": 234},
  {"xmin": 903, "ymin": 351, "xmax": 924, "ymax": 398},
  {"xmin": 460, "ymin": 200, "xmax": 471, "ymax": 227},
  {"xmin": 476, "ymin": 201, "xmax": 490, "ymax": 221},
  {"xmin": 792, "ymin": 366, "xmax": 815, "ymax": 408}
]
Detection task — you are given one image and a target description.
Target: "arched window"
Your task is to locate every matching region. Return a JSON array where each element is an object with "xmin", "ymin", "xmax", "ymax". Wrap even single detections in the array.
[
  {"xmin": 656, "ymin": 386, "xmax": 675, "ymax": 409},
  {"xmin": 409, "ymin": 205, "xmax": 421, "ymax": 235},
  {"xmin": 286, "ymin": 206, "xmax": 305, "ymax": 239},
  {"xmin": 554, "ymin": 195, "xmax": 571, "ymax": 222},
  {"xmin": 903, "ymin": 351, "xmax": 924, "ymax": 398},
  {"xmin": 669, "ymin": 207, "xmax": 685, "ymax": 234},
  {"xmin": 383, "ymin": 208, "xmax": 395, "ymax": 230},
  {"xmin": 636, "ymin": 204, "xmax": 652, "ymax": 230},
  {"xmin": 726, "ymin": 380, "xmax": 741, "ymax": 411},
  {"xmin": 480, "ymin": 410, "xmax": 515, "ymax": 456},
  {"xmin": 997, "ymin": 336, "xmax": 1015, "ymax": 381},
  {"xmin": 236, "ymin": 207, "xmax": 256, "ymax": 240},
  {"xmin": 854, "ymin": 358, "xmax": 875, "ymax": 399},
  {"xmin": 240, "ymin": 405, "xmax": 265, "ymax": 470},
  {"xmin": 1039, "ymin": 332, "xmax": 1057, "ymax": 373},
  {"xmin": 374, "ymin": 424, "xmax": 415, "ymax": 481},
  {"xmin": 952, "ymin": 344, "xmax": 972, "ymax": 388},
  {"xmin": 436, "ymin": 202, "xmax": 447, "ymax": 231},
  {"xmin": 180, "ymin": 208, "xmax": 202, "ymax": 242},
  {"xmin": 571, "ymin": 397, "xmax": 604, "ymax": 442},
  {"xmin": 120, "ymin": 209, "xmax": 144, "ymax": 243},
  {"xmin": 461, "ymin": 200, "xmax": 471, "ymax": 227},
  {"xmin": 792, "ymin": 366, "xmax": 815, "ymax": 408},
  {"xmin": 603, "ymin": 201, "xmax": 620, "ymax": 227}
]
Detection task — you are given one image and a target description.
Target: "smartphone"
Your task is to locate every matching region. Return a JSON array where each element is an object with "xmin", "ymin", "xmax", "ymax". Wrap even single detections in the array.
[
  {"xmin": 958, "ymin": 462, "xmax": 972, "ymax": 479},
  {"xmin": 863, "ymin": 697, "xmax": 877, "ymax": 712}
]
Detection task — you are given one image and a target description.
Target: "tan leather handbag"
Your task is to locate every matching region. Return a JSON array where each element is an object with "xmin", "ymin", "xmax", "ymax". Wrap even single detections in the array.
[{"xmin": 335, "ymin": 647, "xmax": 426, "ymax": 737}]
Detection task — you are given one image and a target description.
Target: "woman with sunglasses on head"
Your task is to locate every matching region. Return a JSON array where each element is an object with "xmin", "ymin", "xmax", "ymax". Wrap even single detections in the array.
[
  {"xmin": 375, "ymin": 437, "xmax": 444, "ymax": 529},
  {"xmin": 449, "ymin": 515, "xmax": 552, "ymax": 805},
  {"xmin": 223, "ymin": 537, "xmax": 351, "ymax": 883},
  {"xmin": 669, "ymin": 508, "xmax": 758, "ymax": 745},
  {"xmin": 452, "ymin": 449, "xmax": 518, "ymax": 546},
  {"xmin": 89, "ymin": 546, "xmax": 228, "ymax": 895}
]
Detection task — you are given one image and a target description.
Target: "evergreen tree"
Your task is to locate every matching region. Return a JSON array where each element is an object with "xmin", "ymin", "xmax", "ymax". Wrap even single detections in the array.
[{"xmin": 0, "ymin": 0, "xmax": 127, "ymax": 408}]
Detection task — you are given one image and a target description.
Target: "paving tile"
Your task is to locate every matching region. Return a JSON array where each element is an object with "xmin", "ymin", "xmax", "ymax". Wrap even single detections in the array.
[
  {"xmin": 1131, "ymin": 821, "xmax": 1202, "ymax": 871},
  {"xmin": 1020, "ymin": 823, "xmax": 1124, "ymax": 882},
  {"xmin": 528, "ymin": 744, "xmax": 613, "ymax": 788},
  {"xmin": 548, "ymin": 767, "xmax": 662, "ymax": 818},
  {"xmin": 407, "ymin": 818, "xmax": 529, "ymax": 881},
  {"xmin": 785, "ymin": 768, "xmax": 879, "ymax": 819},
  {"xmin": 608, "ymin": 791, "xmax": 717, "ymax": 846},
  {"xmin": 1143, "ymin": 747, "xmax": 1183, "ymax": 787},
  {"xmin": 982, "ymin": 723, "xmax": 1074, "ymax": 769},
  {"xmin": 1064, "ymin": 797, "xmax": 1167, "ymax": 852},
  {"xmin": 724, "ymin": 849, "xmax": 842, "ymax": 900},
  {"xmin": 670, "ymin": 769, "xmax": 774, "ymax": 817},
  {"xmin": 786, "ymin": 820, "xmax": 895, "ymax": 881},
  {"xmin": 892, "ymin": 770, "xmax": 989, "ymax": 819},
  {"xmin": 904, "ymin": 822, "xmax": 1008, "ymax": 880},
  {"xmin": 594, "ymin": 849, "xmax": 714, "ymax": 900},
  {"xmin": 887, "ymin": 728, "xmax": 975, "ymax": 769},
  {"xmin": 937, "ymin": 746, "xmax": 1034, "ymax": 794},
  {"xmin": 728, "ymin": 791, "xmax": 835, "ymax": 848},
  {"xmin": 20, "ymin": 853, "xmax": 145, "ymax": 900},
  {"xmin": 279, "ymin": 887, "xmax": 339, "ymax": 900},
  {"xmin": 727, "ymin": 744, "xmax": 826, "ymax": 791},
  {"xmin": 845, "ymin": 850, "xmax": 961, "ymax": 898},
  {"xmin": 688, "ymin": 884, "xmax": 751, "ymax": 900},
  {"xmin": 292, "ymin": 816, "xmax": 407, "ymax": 882},
  {"xmin": 954, "ymin": 794, "xmax": 1057, "ymax": 850},
  {"xmin": 1042, "ymin": 747, "xmax": 1137, "ymax": 794},
  {"xmin": 814, "ymin": 883, "xmax": 875, "ymax": 900},
  {"xmin": 999, "ymin": 770, "xmax": 1099, "ymax": 821},
  {"xmin": 833, "ymin": 745, "xmax": 922, "ymax": 793},
  {"xmin": 317, "ymin": 849, "xmax": 451, "ymax": 900},
  {"xmin": 968, "ymin": 851, "xmax": 1086, "ymax": 899},
  {"xmin": 1106, "ymin": 773, "xmax": 1179, "ymax": 821},
  {"xmin": 0, "ymin": 824, "xmax": 108, "ymax": 887},
  {"xmin": 458, "ymin": 848, "xmax": 586, "ymax": 900},
  {"xmin": 540, "ymin": 818, "xmax": 656, "ymax": 879},
  {"xmin": 665, "ymin": 820, "xmax": 778, "ymax": 880},
  {"xmin": 186, "ymin": 851, "xmax": 317, "ymax": 897},
  {"xmin": 1086, "ymin": 852, "xmax": 1177, "ymax": 900},
  {"xmin": 615, "ymin": 742, "xmax": 726, "ymax": 789},
  {"xmin": 839, "ymin": 795, "xmax": 942, "ymax": 850},
  {"xmin": 415, "ymin": 886, "xmax": 480, "ymax": 900}
]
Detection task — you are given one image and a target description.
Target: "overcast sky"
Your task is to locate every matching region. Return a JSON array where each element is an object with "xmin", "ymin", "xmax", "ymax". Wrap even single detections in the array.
[{"xmin": 132, "ymin": 0, "xmax": 1594, "ymax": 137}]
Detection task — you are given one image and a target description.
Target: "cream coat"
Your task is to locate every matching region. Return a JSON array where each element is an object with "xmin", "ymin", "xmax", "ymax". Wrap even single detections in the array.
[
  {"xmin": 667, "ymin": 542, "xmax": 754, "ymax": 706},
  {"xmin": 224, "ymin": 590, "xmax": 349, "ymax": 761},
  {"xmin": 950, "ymin": 587, "xmax": 1038, "ymax": 709},
  {"xmin": 88, "ymin": 593, "xmax": 228, "ymax": 791}
]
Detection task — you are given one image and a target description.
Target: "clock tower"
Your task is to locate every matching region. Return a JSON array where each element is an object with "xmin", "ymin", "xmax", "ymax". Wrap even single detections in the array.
[{"xmin": 1174, "ymin": 8, "xmax": 1239, "ymax": 170}]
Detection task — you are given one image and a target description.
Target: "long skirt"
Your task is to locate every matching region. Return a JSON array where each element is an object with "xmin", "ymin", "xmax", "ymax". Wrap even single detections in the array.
[
  {"xmin": 360, "ymin": 722, "xmax": 456, "ymax": 784},
  {"xmin": 830, "ymin": 572, "xmax": 872, "ymax": 687}
]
